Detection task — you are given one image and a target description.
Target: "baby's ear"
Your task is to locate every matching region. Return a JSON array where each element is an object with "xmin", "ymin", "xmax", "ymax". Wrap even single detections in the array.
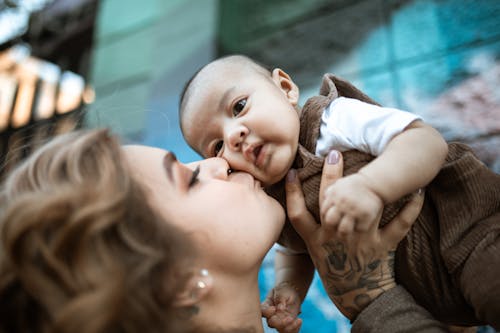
[
  {"xmin": 272, "ymin": 68, "xmax": 299, "ymax": 106},
  {"xmin": 172, "ymin": 269, "xmax": 213, "ymax": 307}
]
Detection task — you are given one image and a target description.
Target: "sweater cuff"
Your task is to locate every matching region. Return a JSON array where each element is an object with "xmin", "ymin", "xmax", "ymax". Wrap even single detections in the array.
[{"xmin": 351, "ymin": 286, "xmax": 447, "ymax": 333}]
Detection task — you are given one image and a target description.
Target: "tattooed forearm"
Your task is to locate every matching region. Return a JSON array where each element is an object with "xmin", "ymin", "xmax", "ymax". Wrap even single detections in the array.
[{"xmin": 318, "ymin": 240, "xmax": 396, "ymax": 319}]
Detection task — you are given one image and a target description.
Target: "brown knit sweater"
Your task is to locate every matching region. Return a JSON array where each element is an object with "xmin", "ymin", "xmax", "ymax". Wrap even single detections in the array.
[{"xmin": 265, "ymin": 74, "xmax": 500, "ymax": 326}]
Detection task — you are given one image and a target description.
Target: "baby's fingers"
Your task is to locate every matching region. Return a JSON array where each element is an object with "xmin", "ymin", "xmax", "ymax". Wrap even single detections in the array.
[
  {"xmin": 321, "ymin": 204, "xmax": 342, "ymax": 233},
  {"xmin": 267, "ymin": 314, "xmax": 291, "ymax": 330},
  {"xmin": 282, "ymin": 318, "xmax": 302, "ymax": 333},
  {"xmin": 267, "ymin": 314, "xmax": 300, "ymax": 333},
  {"xmin": 261, "ymin": 297, "xmax": 276, "ymax": 318},
  {"xmin": 337, "ymin": 215, "xmax": 355, "ymax": 237}
]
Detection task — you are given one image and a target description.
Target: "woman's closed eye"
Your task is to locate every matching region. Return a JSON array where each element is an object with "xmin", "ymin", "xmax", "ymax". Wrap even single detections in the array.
[
  {"xmin": 232, "ymin": 98, "xmax": 247, "ymax": 117},
  {"xmin": 188, "ymin": 165, "xmax": 200, "ymax": 188}
]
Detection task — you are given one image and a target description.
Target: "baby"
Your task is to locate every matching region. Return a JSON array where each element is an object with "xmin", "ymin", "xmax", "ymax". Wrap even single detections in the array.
[{"xmin": 179, "ymin": 55, "xmax": 500, "ymax": 331}]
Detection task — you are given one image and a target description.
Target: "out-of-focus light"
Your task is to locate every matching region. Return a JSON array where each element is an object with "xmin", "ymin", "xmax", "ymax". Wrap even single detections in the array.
[
  {"xmin": 0, "ymin": 74, "xmax": 16, "ymax": 131},
  {"xmin": 56, "ymin": 71, "xmax": 84, "ymax": 114},
  {"xmin": 35, "ymin": 60, "xmax": 60, "ymax": 120},
  {"xmin": 0, "ymin": 45, "xmax": 91, "ymax": 132},
  {"xmin": 82, "ymin": 86, "xmax": 95, "ymax": 104},
  {"xmin": 0, "ymin": 0, "xmax": 55, "ymax": 44},
  {"xmin": 0, "ymin": 9, "xmax": 29, "ymax": 45},
  {"xmin": 11, "ymin": 58, "xmax": 39, "ymax": 128},
  {"xmin": 0, "ymin": 44, "xmax": 30, "ymax": 71}
]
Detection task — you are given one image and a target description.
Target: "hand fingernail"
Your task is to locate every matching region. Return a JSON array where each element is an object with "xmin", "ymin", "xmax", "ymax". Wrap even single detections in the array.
[
  {"xmin": 287, "ymin": 169, "xmax": 297, "ymax": 182},
  {"xmin": 327, "ymin": 150, "xmax": 340, "ymax": 164}
]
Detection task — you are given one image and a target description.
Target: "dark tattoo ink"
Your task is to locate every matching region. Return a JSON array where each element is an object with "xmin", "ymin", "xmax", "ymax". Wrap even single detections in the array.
[
  {"xmin": 325, "ymin": 242, "xmax": 347, "ymax": 270},
  {"xmin": 320, "ymin": 240, "xmax": 397, "ymax": 318}
]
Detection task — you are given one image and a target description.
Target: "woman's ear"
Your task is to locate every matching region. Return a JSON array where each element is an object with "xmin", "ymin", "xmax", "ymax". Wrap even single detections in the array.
[
  {"xmin": 172, "ymin": 269, "xmax": 213, "ymax": 307},
  {"xmin": 272, "ymin": 68, "xmax": 300, "ymax": 106}
]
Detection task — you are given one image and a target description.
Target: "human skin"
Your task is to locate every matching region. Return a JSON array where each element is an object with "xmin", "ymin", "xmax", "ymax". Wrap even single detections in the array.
[
  {"xmin": 0, "ymin": 130, "xmax": 429, "ymax": 333},
  {"xmin": 284, "ymin": 150, "xmax": 425, "ymax": 320},
  {"xmin": 122, "ymin": 145, "xmax": 285, "ymax": 332},
  {"xmin": 124, "ymin": 145, "xmax": 428, "ymax": 333},
  {"xmin": 180, "ymin": 55, "xmax": 447, "ymax": 233},
  {"xmin": 181, "ymin": 56, "xmax": 300, "ymax": 187},
  {"xmin": 180, "ymin": 55, "xmax": 446, "ymax": 331}
]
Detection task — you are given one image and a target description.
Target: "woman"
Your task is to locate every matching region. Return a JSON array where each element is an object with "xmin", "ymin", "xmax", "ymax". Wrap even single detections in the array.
[
  {"xmin": 0, "ymin": 128, "xmax": 284, "ymax": 333},
  {"xmin": 0, "ymin": 129, "xmax": 441, "ymax": 332}
]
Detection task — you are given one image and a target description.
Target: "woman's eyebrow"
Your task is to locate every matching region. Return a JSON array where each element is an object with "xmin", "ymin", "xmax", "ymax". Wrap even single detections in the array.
[{"xmin": 163, "ymin": 152, "xmax": 177, "ymax": 183}]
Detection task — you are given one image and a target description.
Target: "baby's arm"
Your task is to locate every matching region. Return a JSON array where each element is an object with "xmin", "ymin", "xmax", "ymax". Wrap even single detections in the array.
[
  {"xmin": 323, "ymin": 120, "xmax": 447, "ymax": 233},
  {"xmin": 261, "ymin": 248, "xmax": 314, "ymax": 333},
  {"xmin": 359, "ymin": 120, "xmax": 447, "ymax": 203}
]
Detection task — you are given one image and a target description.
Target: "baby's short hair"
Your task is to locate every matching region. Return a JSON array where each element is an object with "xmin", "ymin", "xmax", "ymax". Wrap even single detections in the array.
[{"xmin": 179, "ymin": 54, "xmax": 271, "ymax": 112}]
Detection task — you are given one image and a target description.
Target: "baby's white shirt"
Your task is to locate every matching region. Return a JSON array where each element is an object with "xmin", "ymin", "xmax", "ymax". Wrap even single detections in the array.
[{"xmin": 315, "ymin": 97, "xmax": 421, "ymax": 157}]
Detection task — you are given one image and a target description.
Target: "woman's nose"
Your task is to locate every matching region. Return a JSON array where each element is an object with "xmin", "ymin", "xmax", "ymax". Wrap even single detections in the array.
[
  {"xmin": 199, "ymin": 157, "xmax": 231, "ymax": 180},
  {"xmin": 226, "ymin": 125, "xmax": 248, "ymax": 151}
]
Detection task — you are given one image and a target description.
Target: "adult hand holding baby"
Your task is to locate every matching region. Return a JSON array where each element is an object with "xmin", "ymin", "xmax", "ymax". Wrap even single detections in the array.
[{"xmin": 285, "ymin": 149, "xmax": 424, "ymax": 321}]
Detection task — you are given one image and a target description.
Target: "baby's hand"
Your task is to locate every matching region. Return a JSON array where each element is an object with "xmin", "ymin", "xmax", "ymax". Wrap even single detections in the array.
[
  {"xmin": 321, "ymin": 173, "xmax": 384, "ymax": 234},
  {"xmin": 261, "ymin": 282, "xmax": 302, "ymax": 333}
]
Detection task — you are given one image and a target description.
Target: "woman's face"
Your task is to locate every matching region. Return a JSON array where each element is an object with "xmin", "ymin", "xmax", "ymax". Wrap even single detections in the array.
[{"xmin": 122, "ymin": 145, "xmax": 285, "ymax": 271}]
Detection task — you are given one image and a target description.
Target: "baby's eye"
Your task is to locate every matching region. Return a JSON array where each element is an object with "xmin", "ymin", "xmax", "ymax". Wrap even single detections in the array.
[
  {"xmin": 232, "ymin": 98, "xmax": 247, "ymax": 117},
  {"xmin": 213, "ymin": 140, "xmax": 223, "ymax": 156}
]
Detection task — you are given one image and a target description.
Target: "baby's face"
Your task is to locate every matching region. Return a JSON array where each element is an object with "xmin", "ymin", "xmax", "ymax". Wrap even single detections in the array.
[{"xmin": 181, "ymin": 60, "xmax": 300, "ymax": 186}]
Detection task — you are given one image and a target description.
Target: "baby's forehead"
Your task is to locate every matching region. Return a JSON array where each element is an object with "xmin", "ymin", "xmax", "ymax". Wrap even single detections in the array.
[
  {"xmin": 186, "ymin": 63, "xmax": 243, "ymax": 102},
  {"xmin": 181, "ymin": 57, "xmax": 264, "ymax": 121},
  {"xmin": 199, "ymin": 57, "xmax": 261, "ymax": 82}
]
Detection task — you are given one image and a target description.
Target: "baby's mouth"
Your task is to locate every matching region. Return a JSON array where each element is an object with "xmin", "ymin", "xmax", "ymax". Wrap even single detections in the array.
[
  {"xmin": 243, "ymin": 143, "xmax": 265, "ymax": 167},
  {"xmin": 253, "ymin": 145, "xmax": 262, "ymax": 161},
  {"xmin": 254, "ymin": 144, "xmax": 267, "ymax": 168}
]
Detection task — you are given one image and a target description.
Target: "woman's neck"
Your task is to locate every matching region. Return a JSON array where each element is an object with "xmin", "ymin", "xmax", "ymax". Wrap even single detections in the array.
[{"xmin": 200, "ymin": 270, "xmax": 264, "ymax": 333}]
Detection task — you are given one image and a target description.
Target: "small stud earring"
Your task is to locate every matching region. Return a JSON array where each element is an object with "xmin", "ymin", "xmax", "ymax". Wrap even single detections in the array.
[{"xmin": 197, "ymin": 281, "xmax": 206, "ymax": 289}]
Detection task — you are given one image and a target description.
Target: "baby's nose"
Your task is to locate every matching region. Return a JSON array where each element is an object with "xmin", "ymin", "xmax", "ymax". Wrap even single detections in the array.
[{"xmin": 227, "ymin": 125, "xmax": 248, "ymax": 151}]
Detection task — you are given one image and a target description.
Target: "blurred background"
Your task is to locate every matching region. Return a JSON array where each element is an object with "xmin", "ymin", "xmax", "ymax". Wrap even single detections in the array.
[{"xmin": 0, "ymin": 0, "xmax": 499, "ymax": 332}]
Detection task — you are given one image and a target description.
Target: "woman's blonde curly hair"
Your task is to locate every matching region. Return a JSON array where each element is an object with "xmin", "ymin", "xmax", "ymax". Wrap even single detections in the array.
[{"xmin": 0, "ymin": 129, "xmax": 194, "ymax": 333}]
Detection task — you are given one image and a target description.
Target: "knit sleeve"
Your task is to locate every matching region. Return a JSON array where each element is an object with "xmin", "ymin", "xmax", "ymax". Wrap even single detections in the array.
[{"xmin": 351, "ymin": 286, "xmax": 448, "ymax": 333}]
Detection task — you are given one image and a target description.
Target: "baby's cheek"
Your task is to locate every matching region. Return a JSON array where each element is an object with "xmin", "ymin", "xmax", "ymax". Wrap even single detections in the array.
[{"xmin": 268, "ymin": 156, "xmax": 294, "ymax": 185}]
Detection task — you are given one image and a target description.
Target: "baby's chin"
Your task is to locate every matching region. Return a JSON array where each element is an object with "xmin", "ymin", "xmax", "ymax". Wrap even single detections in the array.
[
  {"xmin": 255, "ymin": 153, "xmax": 295, "ymax": 186},
  {"xmin": 259, "ymin": 169, "xmax": 289, "ymax": 188},
  {"xmin": 257, "ymin": 146, "xmax": 297, "ymax": 187}
]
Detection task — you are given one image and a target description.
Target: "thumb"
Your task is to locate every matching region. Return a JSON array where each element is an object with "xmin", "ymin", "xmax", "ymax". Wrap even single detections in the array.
[
  {"xmin": 319, "ymin": 150, "xmax": 344, "ymax": 200},
  {"xmin": 285, "ymin": 169, "xmax": 317, "ymax": 240},
  {"xmin": 381, "ymin": 189, "xmax": 425, "ymax": 248}
]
